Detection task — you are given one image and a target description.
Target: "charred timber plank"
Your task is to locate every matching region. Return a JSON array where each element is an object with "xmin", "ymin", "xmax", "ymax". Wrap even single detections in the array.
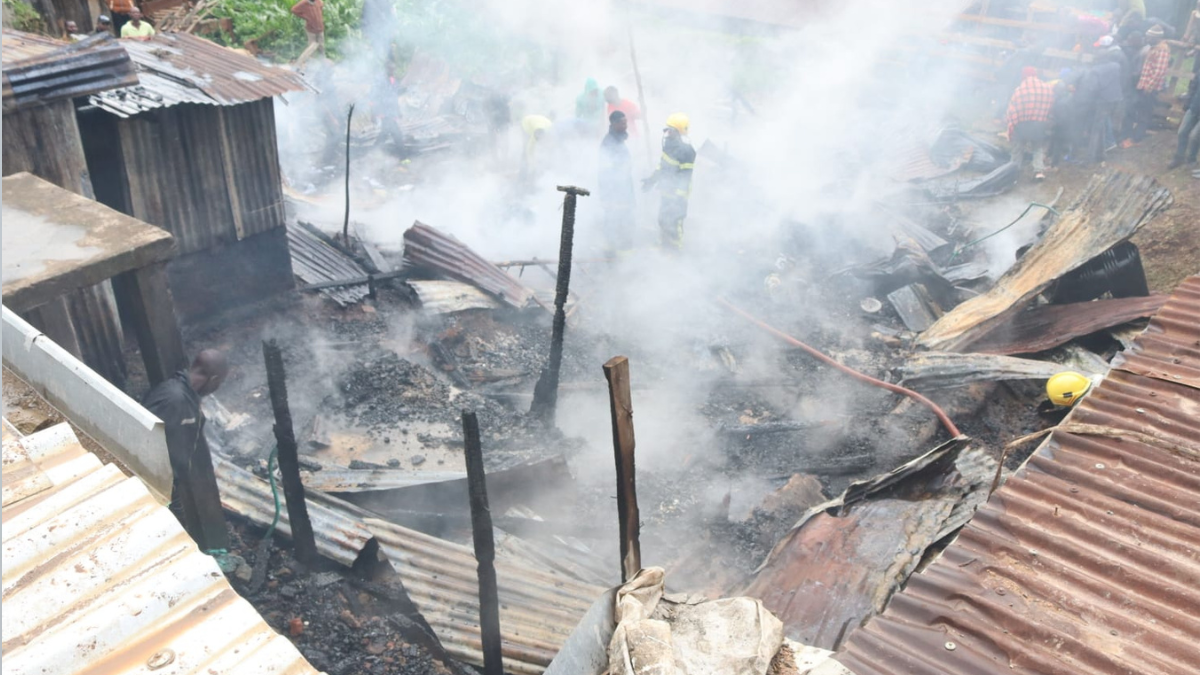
[
  {"xmin": 263, "ymin": 339, "xmax": 319, "ymax": 565},
  {"xmin": 919, "ymin": 172, "xmax": 1173, "ymax": 351},
  {"xmin": 603, "ymin": 356, "xmax": 641, "ymax": 583},
  {"xmin": 461, "ymin": 411, "xmax": 504, "ymax": 675},
  {"xmin": 111, "ymin": 262, "xmax": 186, "ymax": 386}
]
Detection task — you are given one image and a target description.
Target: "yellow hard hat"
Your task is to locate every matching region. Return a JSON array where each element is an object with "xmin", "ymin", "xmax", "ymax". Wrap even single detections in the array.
[
  {"xmin": 1046, "ymin": 371, "xmax": 1092, "ymax": 407},
  {"xmin": 665, "ymin": 113, "xmax": 690, "ymax": 134}
]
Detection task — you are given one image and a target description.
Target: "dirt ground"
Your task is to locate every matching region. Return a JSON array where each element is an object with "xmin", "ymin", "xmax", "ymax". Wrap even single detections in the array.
[
  {"xmin": 1018, "ymin": 127, "xmax": 1200, "ymax": 292},
  {"xmin": 2, "ymin": 366, "xmax": 130, "ymax": 470}
]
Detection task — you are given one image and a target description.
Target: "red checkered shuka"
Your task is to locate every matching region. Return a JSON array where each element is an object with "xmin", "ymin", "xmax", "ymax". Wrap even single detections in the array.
[
  {"xmin": 1006, "ymin": 77, "xmax": 1055, "ymax": 137},
  {"xmin": 1138, "ymin": 43, "xmax": 1171, "ymax": 92}
]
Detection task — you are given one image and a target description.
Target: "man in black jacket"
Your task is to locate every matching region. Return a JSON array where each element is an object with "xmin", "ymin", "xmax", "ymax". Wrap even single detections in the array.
[{"xmin": 142, "ymin": 349, "xmax": 230, "ymax": 550}]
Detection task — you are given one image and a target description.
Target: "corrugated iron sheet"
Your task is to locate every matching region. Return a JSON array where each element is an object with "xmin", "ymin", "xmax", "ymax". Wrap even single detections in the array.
[
  {"xmin": 212, "ymin": 454, "xmax": 375, "ymax": 568},
  {"xmin": 837, "ymin": 274, "xmax": 1200, "ymax": 675},
  {"xmin": 1, "ymin": 30, "xmax": 66, "ymax": 65},
  {"xmin": 211, "ymin": 449, "xmax": 603, "ymax": 674},
  {"xmin": 111, "ymin": 98, "xmax": 285, "ymax": 256},
  {"xmin": 404, "ymin": 222, "xmax": 536, "ymax": 309},
  {"xmin": 2, "ymin": 32, "xmax": 137, "ymax": 112},
  {"xmin": 287, "ymin": 223, "xmax": 371, "ymax": 306},
  {"xmin": 364, "ymin": 517, "xmax": 605, "ymax": 675},
  {"xmin": 118, "ymin": 103, "xmax": 239, "ymax": 255},
  {"xmin": 1111, "ymin": 276, "xmax": 1200, "ymax": 390},
  {"xmin": 88, "ymin": 32, "xmax": 310, "ymax": 115},
  {"xmin": 408, "ymin": 279, "xmax": 501, "ymax": 314},
  {"xmin": 218, "ymin": 99, "xmax": 286, "ymax": 239},
  {"xmin": 2, "ymin": 422, "xmax": 319, "ymax": 675},
  {"xmin": 968, "ymin": 294, "xmax": 1167, "ymax": 355}
]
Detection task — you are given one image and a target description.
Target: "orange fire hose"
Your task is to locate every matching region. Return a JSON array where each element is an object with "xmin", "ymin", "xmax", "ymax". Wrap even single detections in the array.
[{"xmin": 717, "ymin": 297, "xmax": 963, "ymax": 438}]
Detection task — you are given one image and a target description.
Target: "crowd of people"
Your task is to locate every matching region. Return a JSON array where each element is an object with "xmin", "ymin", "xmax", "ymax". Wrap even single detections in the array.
[
  {"xmin": 516, "ymin": 79, "xmax": 697, "ymax": 255},
  {"xmin": 1003, "ymin": 5, "xmax": 1200, "ymax": 180},
  {"xmin": 64, "ymin": 0, "xmax": 156, "ymax": 41}
]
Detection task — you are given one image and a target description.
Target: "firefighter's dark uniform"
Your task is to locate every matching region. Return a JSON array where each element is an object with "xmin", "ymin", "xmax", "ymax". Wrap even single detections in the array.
[{"xmin": 656, "ymin": 133, "xmax": 695, "ymax": 249}]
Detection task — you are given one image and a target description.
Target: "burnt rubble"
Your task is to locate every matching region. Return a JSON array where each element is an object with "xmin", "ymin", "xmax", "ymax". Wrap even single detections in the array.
[{"xmin": 184, "ymin": 165, "xmax": 1172, "ymax": 675}]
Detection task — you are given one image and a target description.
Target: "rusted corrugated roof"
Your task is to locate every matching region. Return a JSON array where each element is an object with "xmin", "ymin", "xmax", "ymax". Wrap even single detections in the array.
[
  {"xmin": 404, "ymin": 222, "xmax": 536, "ymax": 309},
  {"xmin": 2, "ymin": 31, "xmax": 138, "ymax": 111},
  {"xmin": 89, "ymin": 32, "xmax": 310, "ymax": 115},
  {"xmin": 2, "ymin": 422, "xmax": 320, "ymax": 675},
  {"xmin": 0, "ymin": 30, "xmax": 64, "ymax": 65},
  {"xmin": 968, "ymin": 294, "xmax": 1168, "ymax": 355},
  {"xmin": 837, "ymin": 274, "xmax": 1200, "ymax": 675}
]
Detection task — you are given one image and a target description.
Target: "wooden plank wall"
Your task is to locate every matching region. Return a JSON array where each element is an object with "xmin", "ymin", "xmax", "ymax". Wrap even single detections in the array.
[
  {"xmin": 119, "ymin": 104, "xmax": 239, "ymax": 256},
  {"xmin": 3, "ymin": 101, "xmax": 93, "ymax": 198},
  {"xmin": 117, "ymin": 99, "xmax": 287, "ymax": 256},
  {"xmin": 2, "ymin": 101, "xmax": 126, "ymax": 387}
]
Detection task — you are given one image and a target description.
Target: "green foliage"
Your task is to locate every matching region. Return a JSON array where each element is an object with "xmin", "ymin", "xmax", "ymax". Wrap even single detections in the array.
[
  {"xmin": 3, "ymin": 0, "xmax": 46, "ymax": 34},
  {"xmin": 209, "ymin": 0, "xmax": 363, "ymax": 60},
  {"xmin": 387, "ymin": 0, "xmax": 554, "ymax": 81}
]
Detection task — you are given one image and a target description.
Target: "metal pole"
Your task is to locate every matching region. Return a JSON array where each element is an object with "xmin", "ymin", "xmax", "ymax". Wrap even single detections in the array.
[
  {"xmin": 627, "ymin": 22, "xmax": 653, "ymax": 166},
  {"xmin": 262, "ymin": 339, "xmax": 318, "ymax": 565},
  {"xmin": 342, "ymin": 103, "xmax": 355, "ymax": 246},
  {"xmin": 530, "ymin": 185, "xmax": 589, "ymax": 423},
  {"xmin": 462, "ymin": 411, "xmax": 503, "ymax": 675},
  {"xmin": 603, "ymin": 356, "xmax": 641, "ymax": 582}
]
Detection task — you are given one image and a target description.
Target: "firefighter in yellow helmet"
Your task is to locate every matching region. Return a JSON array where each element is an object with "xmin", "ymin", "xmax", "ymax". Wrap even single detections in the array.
[
  {"xmin": 642, "ymin": 113, "xmax": 696, "ymax": 250},
  {"xmin": 1045, "ymin": 371, "xmax": 1094, "ymax": 407}
]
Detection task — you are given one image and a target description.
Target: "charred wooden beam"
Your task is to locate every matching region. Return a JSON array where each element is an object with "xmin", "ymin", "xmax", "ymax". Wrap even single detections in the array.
[
  {"xmin": 603, "ymin": 356, "xmax": 641, "ymax": 582},
  {"xmin": 530, "ymin": 185, "xmax": 589, "ymax": 423},
  {"xmin": 461, "ymin": 411, "xmax": 504, "ymax": 675},
  {"xmin": 263, "ymin": 339, "xmax": 319, "ymax": 565}
]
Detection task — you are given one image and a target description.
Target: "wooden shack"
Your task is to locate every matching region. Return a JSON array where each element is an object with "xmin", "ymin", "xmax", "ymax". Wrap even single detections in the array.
[
  {"xmin": 2, "ymin": 31, "xmax": 139, "ymax": 386},
  {"xmin": 78, "ymin": 32, "xmax": 311, "ymax": 327}
]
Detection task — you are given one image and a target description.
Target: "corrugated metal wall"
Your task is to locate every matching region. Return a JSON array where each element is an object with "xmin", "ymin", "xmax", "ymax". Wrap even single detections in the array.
[
  {"xmin": 218, "ymin": 98, "xmax": 286, "ymax": 239},
  {"xmin": 117, "ymin": 99, "xmax": 285, "ymax": 257},
  {"xmin": 119, "ymin": 104, "xmax": 239, "ymax": 255}
]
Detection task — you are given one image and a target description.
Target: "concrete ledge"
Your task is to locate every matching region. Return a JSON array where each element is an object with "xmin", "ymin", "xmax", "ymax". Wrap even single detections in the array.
[{"xmin": 2, "ymin": 305, "xmax": 172, "ymax": 498}]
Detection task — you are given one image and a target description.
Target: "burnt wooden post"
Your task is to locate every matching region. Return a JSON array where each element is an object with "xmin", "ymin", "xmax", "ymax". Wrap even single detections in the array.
[
  {"xmin": 530, "ymin": 185, "xmax": 589, "ymax": 423},
  {"xmin": 462, "ymin": 411, "xmax": 503, "ymax": 675},
  {"xmin": 111, "ymin": 262, "xmax": 186, "ymax": 386},
  {"xmin": 262, "ymin": 339, "xmax": 318, "ymax": 565},
  {"xmin": 603, "ymin": 356, "xmax": 641, "ymax": 582}
]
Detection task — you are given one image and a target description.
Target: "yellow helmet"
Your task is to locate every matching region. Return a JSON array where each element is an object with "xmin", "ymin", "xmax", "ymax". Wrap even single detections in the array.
[
  {"xmin": 665, "ymin": 113, "xmax": 690, "ymax": 134},
  {"xmin": 1046, "ymin": 372, "xmax": 1092, "ymax": 407}
]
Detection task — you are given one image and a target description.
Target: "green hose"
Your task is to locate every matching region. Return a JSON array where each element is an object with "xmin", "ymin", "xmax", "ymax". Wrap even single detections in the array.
[
  {"xmin": 265, "ymin": 445, "xmax": 281, "ymax": 540},
  {"xmin": 209, "ymin": 446, "xmax": 281, "ymax": 575},
  {"xmin": 949, "ymin": 201, "xmax": 1060, "ymax": 263}
]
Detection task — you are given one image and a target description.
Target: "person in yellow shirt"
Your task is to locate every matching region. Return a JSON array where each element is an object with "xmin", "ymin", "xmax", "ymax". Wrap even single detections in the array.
[{"xmin": 120, "ymin": 8, "xmax": 155, "ymax": 40}]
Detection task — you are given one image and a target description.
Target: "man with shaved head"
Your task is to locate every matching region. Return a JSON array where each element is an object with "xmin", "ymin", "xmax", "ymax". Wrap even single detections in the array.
[{"xmin": 142, "ymin": 350, "xmax": 231, "ymax": 550}]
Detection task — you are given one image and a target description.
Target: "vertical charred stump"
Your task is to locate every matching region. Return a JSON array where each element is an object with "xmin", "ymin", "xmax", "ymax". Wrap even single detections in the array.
[
  {"xmin": 530, "ymin": 185, "xmax": 590, "ymax": 424},
  {"xmin": 604, "ymin": 356, "xmax": 641, "ymax": 582},
  {"xmin": 462, "ymin": 411, "xmax": 503, "ymax": 675},
  {"xmin": 262, "ymin": 339, "xmax": 318, "ymax": 566}
]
